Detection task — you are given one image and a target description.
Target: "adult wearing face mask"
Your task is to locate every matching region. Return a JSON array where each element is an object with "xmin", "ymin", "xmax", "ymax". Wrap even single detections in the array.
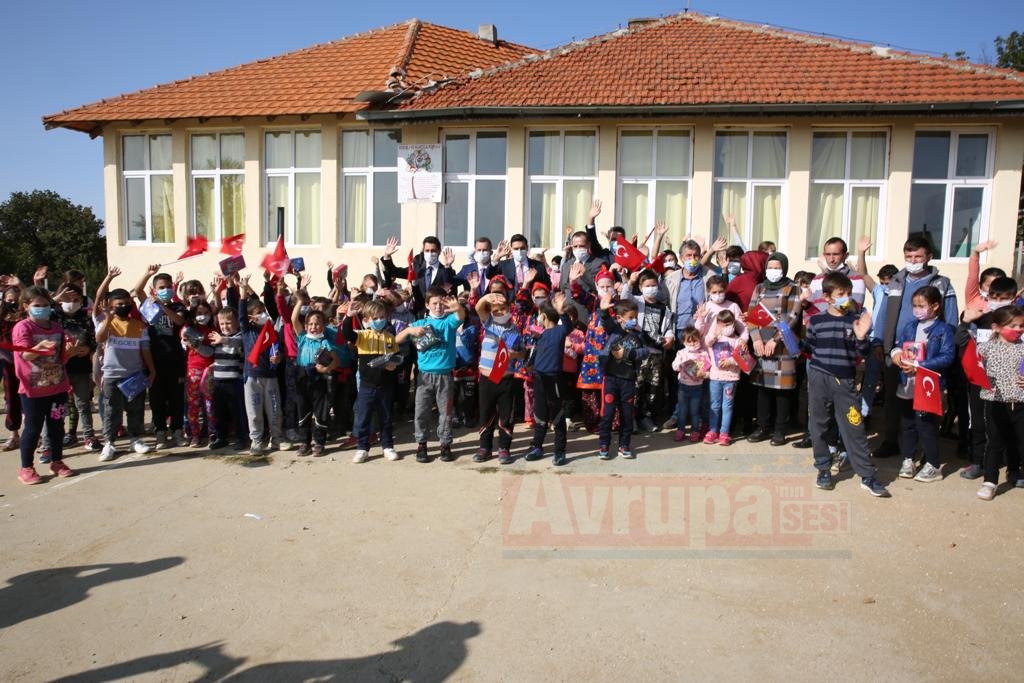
[
  {"xmin": 747, "ymin": 253, "xmax": 803, "ymax": 446},
  {"xmin": 380, "ymin": 235, "xmax": 458, "ymax": 315},
  {"xmin": 559, "ymin": 230, "xmax": 605, "ymax": 322},
  {"xmin": 491, "ymin": 233, "xmax": 551, "ymax": 296},
  {"xmin": 808, "ymin": 237, "xmax": 866, "ymax": 317},
  {"xmin": 871, "ymin": 235, "xmax": 958, "ymax": 459},
  {"xmin": 665, "ymin": 240, "xmax": 708, "ymax": 334},
  {"xmin": 456, "ymin": 237, "xmax": 497, "ymax": 297}
]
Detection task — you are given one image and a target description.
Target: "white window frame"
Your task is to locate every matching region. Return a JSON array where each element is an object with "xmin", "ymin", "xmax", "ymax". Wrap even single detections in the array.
[
  {"xmin": 615, "ymin": 127, "xmax": 694, "ymax": 246},
  {"xmin": 439, "ymin": 129, "xmax": 508, "ymax": 251},
  {"xmin": 808, "ymin": 129, "xmax": 889, "ymax": 259},
  {"xmin": 525, "ymin": 128, "xmax": 599, "ymax": 249},
  {"xmin": 339, "ymin": 127, "xmax": 401, "ymax": 247},
  {"xmin": 910, "ymin": 128, "xmax": 995, "ymax": 261},
  {"xmin": 189, "ymin": 131, "xmax": 245, "ymax": 244},
  {"xmin": 264, "ymin": 128, "xmax": 322, "ymax": 246},
  {"xmin": 122, "ymin": 133, "xmax": 173, "ymax": 245},
  {"xmin": 712, "ymin": 129, "xmax": 789, "ymax": 250}
]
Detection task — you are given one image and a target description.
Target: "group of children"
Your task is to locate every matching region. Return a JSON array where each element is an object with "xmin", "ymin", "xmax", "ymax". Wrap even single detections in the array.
[{"xmin": 3, "ymin": 227, "xmax": 1024, "ymax": 503}]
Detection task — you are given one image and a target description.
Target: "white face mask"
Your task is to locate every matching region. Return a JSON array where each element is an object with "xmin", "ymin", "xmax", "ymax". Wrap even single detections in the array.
[
  {"xmin": 512, "ymin": 249, "xmax": 527, "ymax": 264},
  {"xmin": 573, "ymin": 248, "xmax": 588, "ymax": 263},
  {"xmin": 424, "ymin": 251, "xmax": 439, "ymax": 267},
  {"xmin": 641, "ymin": 286, "xmax": 659, "ymax": 300},
  {"xmin": 364, "ymin": 287, "xmax": 375, "ymax": 296},
  {"xmin": 491, "ymin": 312, "xmax": 512, "ymax": 325},
  {"xmin": 663, "ymin": 260, "xmax": 677, "ymax": 270},
  {"xmin": 905, "ymin": 261, "xmax": 925, "ymax": 275},
  {"xmin": 195, "ymin": 314, "xmax": 210, "ymax": 325},
  {"xmin": 988, "ymin": 299, "xmax": 1012, "ymax": 311},
  {"xmin": 722, "ymin": 326, "xmax": 736, "ymax": 337},
  {"xmin": 532, "ymin": 297, "xmax": 548, "ymax": 307},
  {"xmin": 710, "ymin": 293, "xmax": 725, "ymax": 304},
  {"xmin": 474, "ymin": 250, "xmax": 491, "ymax": 265},
  {"xmin": 254, "ymin": 312, "xmax": 270, "ymax": 326},
  {"xmin": 597, "ymin": 287, "xmax": 614, "ymax": 298},
  {"xmin": 685, "ymin": 343, "xmax": 700, "ymax": 352},
  {"xmin": 307, "ymin": 332, "xmax": 324, "ymax": 341},
  {"xmin": 765, "ymin": 268, "xmax": 783, "ymax": 283},
  {"xmin": 61, "ymin": 301, "xmax": 82, "ymax": 314}
]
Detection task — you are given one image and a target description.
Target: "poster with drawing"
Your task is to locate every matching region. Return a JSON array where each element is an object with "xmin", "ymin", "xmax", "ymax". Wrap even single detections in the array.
[{"xmin": 397, "ymin": 144, "xmax": 442, "ymax": 203}]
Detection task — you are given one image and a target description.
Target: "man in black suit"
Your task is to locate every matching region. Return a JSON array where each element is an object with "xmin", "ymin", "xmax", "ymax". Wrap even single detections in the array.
[
  {"xmin": 379, "ymin": 235, "xmax": 458, "ymax": 314},
  {"xmin": 455, "ymin": 236, "xmax": 497, "ymax": 298},
  {"xmin": 491, "ymin": 233, "xmax": 551, "ymax": 296}
]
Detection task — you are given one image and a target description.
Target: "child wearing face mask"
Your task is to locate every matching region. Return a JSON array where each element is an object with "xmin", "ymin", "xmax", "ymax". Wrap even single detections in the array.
[
  {"xmin": 513, "ymin": 280, "xmax": 550, "ymax": 429},
  {"xmin": 0, "ymin": 285, "xmax": 24, "ymax": 451},
  {"xmin": 574, "ymin": 267, "xmax": 619, "ymax": 434},
  {"xmin": 891, "ymin": 286, "xmax": 956, "ymax": 483},
  {"xmin": 53, "ymin": 283, "xmax": 99, "ymax": 452},
  {"xmin": 702, "ymin": 310, "xmax": 745, "ymax": 445},
  {"xmin": 975, "ymin": 305, "xmax": 1024, "ymax": 500},
  {"xmin": 694, "ymin": 276, "xmax": 746, "ymax": 336},
  {"xmin": 629, "ymin": 270, "xmax": 674, "ymax": 433},
  {"xmin": 237, "ymin": 277, "xmax": 284, "ymax": 455},
  {"xmin": 289, "ymin": 306, "xmax": 340, "ymax": 456},
  {"xmin": 525, "ymin": 293, "xmax": 575, "ymax": 466},
  {"xmin": 597, "ymin": 298, "xmax": 649, "ymax": 460},
  {"xmin": 182, "ymin": 302, "xmax": 217, "ymax": 448},
  {"xmin": 671, "ymin": 327, "xmax": 711, "ymax": 443},
  {"xmin": 474, "ymin": 292, "xmax": 525, "ymax": 464}
]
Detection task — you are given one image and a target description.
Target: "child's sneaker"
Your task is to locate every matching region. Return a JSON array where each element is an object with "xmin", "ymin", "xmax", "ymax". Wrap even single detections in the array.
[
  {"xmin": 38, "ymin": 448, "xmax": 52, "ymax": 464},
  {"xmin": 18, "ymin": 466, "xmax": 42, "ymax": 485},
  {"xmin": 861, "ymin": 477, "xmax": 891, "ymax": 498},
  {"xmin": 673, "ymin": 429, "xmax": 686, "ymax": 442},
  {"xmin": 815, "ymin": 470, "xmax": 834, "ymax": 490},
  {"xmin": 171, "ymin": 429, "xmax": 185, "ymax": 447},
  {"xmin": 439, "ymin": 444, "xmax": 455, "ymax": 462},
  {"xmin": 249, "ymin": 442, "xmax": 266, "ymax": 456},
  {"xmin": 416, "ymin": 443, "xmax": 431, "ymax": 463},
  {"xmin": 296, "ymin": 444, "xmax": 311, "ymax": 456},
  {"xmin": 132, "ymin": 440, "xmax": 152, "ymax": 455},
  {"xmin": 383, "ymin": 448, "xmax": 400, "ymax": 461},
  {"xmin": 688, "ymin": 431, "xmax": 701, "ymax": 443},
  {"xmin": 473, "ymin": 448, "xmax": 492, "ymax": 463},
  {"xmin": 84, "ymin": 437, "xmax": 103, "ymax": 452},
  {"xmin": 830, "ymin": 451, "xmax": 849, "ymax": 475},
  {"xmin": 662, "ymin": 416, "xmax": 678, "ymax": 430},
  {"xmin": 619, "ymin": 448, "xmax": 635, "ymax": 459},
  {"xmin": 100, "ymin": 443, "xmax": 117, "ymax": 462},
  {"xmin": 154, "ymin": 431, "xmax": 168, "ymax": 450},
  {"xmin": 62, "ymin": 432, "xmax": 77, "ymax": 447},
  {"xmin": 50, "ymin": 460, "xmax": 75, "ymax": 478},
  {"xmin": 914, "ymin": 463, "xmax": 942, "ymax": 483},
  {"xmin": 352, "ymin": 449, "xmax": 369, "ymax": 464},
  {"xmin": 898, "ymin": 458, "xmax": 916, "ymax": 479},
  {"xmin": 524, "ymin": 447, "xmax": 544, "ymax": 462},
  {"xmin": 311, "ymin": 444, "xmax": 325, "ymax": 457},
  {"xmin": 497, "ymin": 449, "xmax": 513, "ymax": 465},
  {"xmin": 703, "ymin": 431, "xmax": 718, "ymax": 445},
  {"xmin": 209, "ymin": 439, "xmax": 228, "ymax": 451},
  {"xmin": 718, "ymin": 433, "xmax": 732, "ymax": 446},
  {"xmin": 960, "ymin": 463, "xmax": 983, "ymax": 479},
  {"xmin": 976, "ymin": 482, "xmax": 996, "ymax": 501},
  {"xmin": 598, "ymin": 446, "xmax": 613, "ymax": 460},
  {"xmin": 553, "ymin": 452, "xmax": 567, "ymax": 467},
  {"xmin": 188, "ymin": 437, "xmax": 203, "ymax": 448}
]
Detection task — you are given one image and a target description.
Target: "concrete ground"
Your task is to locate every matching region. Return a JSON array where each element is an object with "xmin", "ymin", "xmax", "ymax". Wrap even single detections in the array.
[{"xmin": 1, "ymin": 418, "xmax": 1021, "ymax": 682}]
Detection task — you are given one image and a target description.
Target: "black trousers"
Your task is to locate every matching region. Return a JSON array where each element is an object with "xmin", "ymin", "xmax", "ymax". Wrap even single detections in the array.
[
  {"xmin": 967, "ymin": 383, "xmax": 987, "ymax": 466},
  {"xmin": 531, "ymin": 373, "xmax": 567, "ymax": 453},
  {"xmin": 479, "ymin": 375, "xmax": 514, "ymax": 452},
  {"xmin": 600, "ymin": 375, "xmax": 636, "ymax": 449},
  {"xmin": 212, "ymin": 379, "xmax": 246, "ymax": 443},
  {"xmin": 757, "ymin": 387, "xmax": 792, "ymax": 436},
  {"xmin": 899, "ymin": 398, "xmax": 941, "ymax": 467},
  {"xmin": 296, "ymin": 371, "xmax": 333, "ymax": 447},
  {"xmin": 983, "ymin": 401, "xmax": 1024, "ymax": 485},
  {"xmin": 150, "ymin": 360, "xmax": 184, "ymax": 433}
]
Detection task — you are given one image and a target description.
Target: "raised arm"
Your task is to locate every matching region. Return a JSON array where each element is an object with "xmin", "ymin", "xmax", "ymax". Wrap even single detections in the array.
[{"xmin": 132, "ymin": 264, "xmax": 160, "ymax": 304}]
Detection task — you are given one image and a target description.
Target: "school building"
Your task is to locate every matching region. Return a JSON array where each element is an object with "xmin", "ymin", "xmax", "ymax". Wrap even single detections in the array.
[{"xmin": 43, "ymin": 12, "xmax": 1024, "ymax": 294}]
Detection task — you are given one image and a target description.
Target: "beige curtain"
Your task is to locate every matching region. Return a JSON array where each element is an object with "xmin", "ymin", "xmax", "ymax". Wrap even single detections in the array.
[
  {"xmin": 715, "ymin": 132, "xmax": 747, "ymax": 177},
  {"xmin": 342, "ymin": 130, "xmax": 369, "ymax": 168},
  {"xmin": 808, "ymin": 183, "xmax": 844, "ymax": 257},
  {"xmin": 562, "ymin": 180, "xmax": 593, "ymax": 236},
  {"xmin": 621, "ymin": 183, "xmax": 648, "ymax": 237},
  {"xmin": 193, "ymin": 177, "xmax": 214, "ymax": 239},
  {"xmin": 344, "ymin": 175, "xmax": 367, "ymax": 243},
  {"xmin": 266, "ymin": 176, "xmax": 289, "ymax": 240},
  {"xmin": 619, "ymin": 131, "xmax": 652, "ymax": 176},
  {"xmin": 714, "ymin": 182, "xmax": 746, "ymax": 242},
  {"xmin": 294, "ymin": 173, "xmax": 321, "ymax": 245},
  {"xmin": 530, "ymin": 183, "xmax": 556, "ymax": 248},
  {"xmin": 150, "ymin": 175, "xmax": 174, "ymax": 243},
  {"xmin": 849, "ymin": 186, "xmax": 880, "ymax": 253},
  {"xmin": 220, "ymin": 174, "xmax": 245, "ymax": 238},
  {"xmin": 564, "ymin": 132, "xmax": 596, "ymax": 176},
  {"xmin": 656, "ymin": 130, "xmax": 690, "ymax": 176},
  {"xmin": 811, "ymin": 133, "xmax": 846, "ymax": 180},
  {"xmin": 529, "ymin": 132, "xmax": 560, "ymax": 175},
  {"xmin": 851, "ymin": 132, "xmax": 887, "ymax": 180},
  {"xmin": 752, "ymin": 185, "xmax": 781, "ymax": 246},
  {"xmin": 752, "ymin": 132, "xmax": 787, "ymax": 179},
  {"xmin": 656, "ymin": 180, "xmax": 687, "ymax": 247}
]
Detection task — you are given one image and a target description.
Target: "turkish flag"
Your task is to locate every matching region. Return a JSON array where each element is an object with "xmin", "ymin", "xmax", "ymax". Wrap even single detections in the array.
[
  {"xmin": 487, "ymin": 338, "xmax": 510, "ymax": 383},
  {"xmin": 220, "ymin": 233, "xmax": 245, "ymax": 256},
  {"xmin": 732, "ymin": 343, "xmax": 755, "ymax": 373},
  {"xmin": 406, "ymin": 248, "xmax": 416, "ymax": 282},
  {"xmin": 746, "ymin": 303, "xmax": 775, "ymax": 328},
  {"xmin": 961, "ymin": 337, "xmax": 992, "ymax": 390},
  {"xmin": 247, "ymin": 319, "xmax": 278, "ymax": 367},
  {"xmin": 0, "ymin": 340, "xmax": 55, "ymax": 356},
  {"xmin": 913, "ymin": 366, "xmax": 943, "ymax": 416},
  {"xmin": 612, "ymin": 239, "xmax": 645, "ymax": 272},
  {"xmin": 648, "ymin": 252, "xmax": 666, "ymax": 274},
  {"xmin": 261, "ymin": 235, "xmax": 291, "ymax": 278},
  {"xmin": 177, "ymin": 235, "xmax": 208, "ymax": 260}
]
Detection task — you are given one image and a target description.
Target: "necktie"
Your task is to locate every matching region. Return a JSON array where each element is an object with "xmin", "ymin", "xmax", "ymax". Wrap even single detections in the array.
[
  {"xmin": 517, "ymin": 263, "xmax": 525, "ymax": 287},
  {"xmin": 427, "ymin": 266, "xmax": 434, "ymax": 285}
]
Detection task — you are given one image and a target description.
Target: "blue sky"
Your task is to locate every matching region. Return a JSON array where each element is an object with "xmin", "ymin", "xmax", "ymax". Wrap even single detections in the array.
[{"xmin": 1, "ymin": 0, "xmax": 1021, "ymax": 222}]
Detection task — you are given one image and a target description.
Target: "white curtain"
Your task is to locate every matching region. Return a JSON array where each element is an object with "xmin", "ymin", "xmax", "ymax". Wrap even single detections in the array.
[
  {"xmin": 849, "ymin": 186, "xmax": 880, "ymax": 253},
  {"xmin": 752, "ymin": 132, "xmax": 787, "ymax": 179},
  {"xmin": 562, "ymin": 180, "xmax": 593, "ymax": 236},
  {"xmin": 808, "ymin": 183, "xmax": 844, "ymax": 257},
  {"xmin": 851, "ymin": 132, "xmax": 886, "ymax": 180},
  {"xmin": 656, "ymin": 180, "xmax": 687, "ymax": 248},
  {"xmin": 656, "ymin": 130, "xmax": 690, "ymax": 176},
  {"xmin": 193, "ymin": 177, "xmax": 214, "ymax": 238},
  {"xmin": 150, "ymin": 175, "xmax": 174, "ymax": 243},
  {"xmin": 620, "ymin": 131, "xmax": 652, "ymax": 176},
  {"xmin": 266, "ymin": 176, "xmax": 289, "ymax": 239},
  {"xmin": 564, "ymin": 131, "xmax": 596, "ymax": 176},
  {"xmin": 530, "ymin": 183, "xmax": 556, "ymax": 248},
  {"xmin": 529, "ymin": 132, "xmax": 560, "ymax": 175},
  {"xmin": 715, "ymin": 132, "xmax": 747, "ymax": 177},
  {"xmin": 811, "ymin": 133, "xmax": 846, "ymax": 180},
  {"xmin": 343, "ymin": 175, "xmax": 367, "ymax": 243},
  {"xmin": 752, "ymin": 185, "xmax": 781, "ymax": 246},
  {"xmin": 714, "ymin": 181, "xmax": 746, "ymax": 242},
  {"xmin": 221, "ymin": 174, "xmax": 245, "ymax": 238},
  {"xmin": 294, "ymin": 173, "xmax": 321, "ymax": 245},
  {"xmin": 621, "ymin": 183, "xmax": 648, "ymax": 237},
  {"xmin": 342, "ymin": 131, "xmax": 369, "ymax": 168},
  {"xmin": 149, "ymin": 135, "xmax": 172, "ymax": 171}
]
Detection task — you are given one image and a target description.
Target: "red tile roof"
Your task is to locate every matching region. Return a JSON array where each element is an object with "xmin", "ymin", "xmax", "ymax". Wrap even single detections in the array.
[
  {"xmin": 43, "ymin": 20, "xmax": 536, "ymax": 133},
  {"xmin": 386, "ymin": 12, "xmax": 1024, "ymax": 115}
]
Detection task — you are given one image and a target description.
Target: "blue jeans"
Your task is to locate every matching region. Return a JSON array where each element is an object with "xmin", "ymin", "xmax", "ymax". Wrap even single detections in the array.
[
  {"xmin": 709, "ymin": 380, "xmax": 737, "ymax": 436},
  {"xmin": 675, "ymin": 383, "xmax": 703, "ymax": 430}
]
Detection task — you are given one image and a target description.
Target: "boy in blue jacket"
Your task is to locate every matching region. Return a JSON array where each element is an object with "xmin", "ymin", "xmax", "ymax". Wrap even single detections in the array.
[{"xmin": 597, "ymin": 295, "xmax": 649, "ymax": 460}]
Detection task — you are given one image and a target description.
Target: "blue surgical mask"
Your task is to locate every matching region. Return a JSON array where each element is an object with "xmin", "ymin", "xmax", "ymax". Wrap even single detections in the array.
[
  {"xmin": 369, "ymin": 318, "xmax": 387, "ymax": 331},
  {"xmin": 623, "ymin": 318, "xmax": 638, "ymax": 330},
  {"xmin": 833, "ymin": 296, "xmax": 851, "ymax": 310},
  {"xmin": 684, "ymin": 260, "xmax": 700, "ymax": 273},
  {"xmin": 727, "ymin": 261, "xmax": 742, "ymax": 276},
  {"xmin": 156, "ymin": 288, "xmax": 173, "ymax": 302},
  {"xmin": 29, "ymin": 305, "xmax": 51, "ymax": 321}
]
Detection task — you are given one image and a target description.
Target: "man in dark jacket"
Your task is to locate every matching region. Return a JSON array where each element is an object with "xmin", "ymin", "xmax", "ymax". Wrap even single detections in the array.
[
  {"xmin": 490, "ymin": 233, "xmax": 551, "ymax": 296},
  {"xmin": 379, "ymin": 236, "xmax": 458, "ymax": 315}
]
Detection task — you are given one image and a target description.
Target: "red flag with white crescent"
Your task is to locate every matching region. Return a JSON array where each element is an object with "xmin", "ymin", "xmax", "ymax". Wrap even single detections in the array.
[
  {"xmin": 961, "ymin": 337, "xmax": 992, "ymax": 390},
  {"xmin": 247, "ymin": 319, "xmax": 278, "ymax": 367},
  {"xmin": 260, "ymin": 235, "xmax": 290, "ymax": 277},
  {"xmin": 612, "ymin": 239, "xmax": 645, "ymax": 272},
  {"xmin": 746, "ymin": 303, "xmax": 776, "ymax": 328},
  {"xmin": 488, "ymin": 338, "xmax": 510, "ymax": 383},
  {"xmin": 913, "ymin": 366, "xmax": 943, "ymax": 416},
  {"xmin": 220, "ymin": 233, "xmax": 245, "ymax": 256},
  {"xmin": 177, "ymin": 235, "xmax": 208, "ymax": 260}
]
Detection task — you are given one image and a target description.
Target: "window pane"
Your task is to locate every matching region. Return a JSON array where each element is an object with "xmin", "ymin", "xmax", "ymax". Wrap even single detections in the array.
[
  {"xmin": 619, "ymin": 131, "xmax": 653, "ymax": 177},
  {"xmin": 476, "ymin": 133, "xmax": 507, "ymax": 175},
  {"xmin": 266, "ymin": 132, "xmax": 292, "ymax": 169},
  {"xmin": 752, "ymin": 132, "xmax": 786, "ymax": 179},
  {"xmin": 266, "ymin": 176, "xmax": 289, "ymax": 238},
  {"xmin": 950, "ymin": 187, "xmax": 984, "ymax": 257},
  {"xmin": 656, "ymin": 130, "xmax": 690, "ymax": 177},
  {"xmin": 342, "ymin": 131, "xmax": 369, "ymax": 168},
  {"xmin": 912, "ymin": 132, "xmax": 950, "ymax": 179},
  {"xmin": 564, "ymin": 131, "xmax": 596, "ymax": 176},
  {"xmin": 372, "ymin": 130, "xmax": 401, "ymax": 167},
  {"xmin": 221, "ymin": 174, "xmax": 245, "ymax": 237},
  {"xmin": 811, "ymin": 132, "xmax": 846, "ymax": 180},
  {"xmin": 529, "ymin": 182, "xmax": 557, "ymax": 247},
  {"xmin": 444, "ymin": 135, "xmax": 470, "ymax": 174},
  {"xmin": 294, "ymin": 172, "xmax": 320, "ymax": 244},
  {"xmin": 475, "ymin": 179, "xmax": 505, "ymax": 245},
  {"xmin": 752, "ymin": 185, "xmax": 781, "ymax": 246},
  {"xmin": 342, "ymin": 175, "xmax": 367, "ymax": 243},
  {"xmin": 620, "ymin": 183, "xmax": 649, "ymax": 237},
  {"xmin": 908, "ymin": 184, "xmax": 947, "ymax": 252},
  {"xmin": 295, "ymin": 131, "xmax": 321, "ymax": 169},
  {"xmin": 851, "ymin": 132, "xmax": 886, "ymax": 180},
  {"xmin": 191, "ymin": 135, "xmax": 217, "ymax": 171},
  {"xmin": 807, "ymin": 183, "xmax": 844, "ymax": 258},
  {"xmin": 528, "ymin": 131, "xmax": 560, "ymax": 175},
  {"xmin": 372, "ymin": 171, "xmax": 399, "ymax": 246},
  {"xmin": 850, "ymin": 186, "xmax": 880, "ymax": 255},
  {"xmin": 563, "ymin": 179, "xmax": 594, "ymax": 234},
  {"xmin": 713, "ymin": 182, "xmax": 746, "ymax": 241},
  {"xmin": 149, "ymin": 135, "xmax": 172, "ymax": 171},
  {"xmin": 655, "ymin": 180, "xmax": 688, "ymax": 249},
  {"xmin": 442, "ymin": 182, "xmax": 469, "ymax": 247},
  {"xmin": 714, "ymin": 132, "xmax": 748, "ymax": 178},
  {"xmin": 220, "ymin": 134, "xmax": 245, "ymax": 170},
  {"xmin": 193, "ymin": 177, "xmax": 214, "ymax": 238},
  {"xmin": 956, "ymin": 134, "xmax": 988, "ymax": 177},
  {"xmin": 123, "ymin": 135, "xmax": 145, "ymax": 171},
  {"xmin": 125, "ymin": 177, "xmax": 146, "ymax": 240},
  {"xmin": 150, "ymin": 175, "xmax": 174, "ymax": 243}
]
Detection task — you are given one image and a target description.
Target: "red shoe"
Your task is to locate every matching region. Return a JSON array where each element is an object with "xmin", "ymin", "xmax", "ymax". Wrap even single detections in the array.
[
  {"xmin": 18, "ymin": 467, "xmax": 42, "ymax": 485},
  {"xmin": 339, "ymin": 436, "xmax": 358, "ymax": 450},
  {"xmin": 689, "ymin": 431, "xmax": 702, "ymax": 443},
  {"xmin": 718, "ymin": 433, "xmax": 732, "ymax": 446},
  {"xmin": 50, "ymin": 460, "xmax": 76, "ymax": 478}
]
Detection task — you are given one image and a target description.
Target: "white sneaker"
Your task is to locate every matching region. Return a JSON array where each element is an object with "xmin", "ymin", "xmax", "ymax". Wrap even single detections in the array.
[
  {"xmin": 132, "ymin": 440, "xmax": 152, "ymax": 455},
  {"xmin": 153, "ymin": 431, "xmax": 167, "ymax": 450},
  {"xmin": 277, "ymin": 440, "xmax": 293, "ymax": 451},
  {"xmin": 977, "ymin": 482, "xmax": 996, "ymax": 501},
  {"xmin": 353, "ymin": 449, "xmax": 369, "ymax": 464},
  {"xmin": 914, "ymin": 462, "xmax": 942, "ymax": 483},
  {"xmin": 99, "ymin": 443, "xmax": 117, "ymax": 462},
  {"xmin": 383, "ymin": 448, "xmax": 400, "ymax": 461},
  {"xmin": 171, "ymin": 429, "xmax": 185, "ymax": 447},
  {"xmin": 898, "ymin": 458, "xmax": 916, "ymax": 479},
  {"xmin": 249, "ymin": 442, "xmax": 265, "ymax": 456}
]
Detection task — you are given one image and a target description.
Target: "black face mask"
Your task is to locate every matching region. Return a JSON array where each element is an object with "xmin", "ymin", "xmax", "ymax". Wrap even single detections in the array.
[{"xmin": 113, "ymin": 305, "xmax": 132, "ymax": 317}]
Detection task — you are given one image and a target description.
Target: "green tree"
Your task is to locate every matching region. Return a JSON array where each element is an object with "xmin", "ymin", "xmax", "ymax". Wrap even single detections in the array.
[
  {"xmin": 995, "ymin": 31, "xmax": 1024, "ymax": 71},
  {"xmin": 0, "ymin": 190, "xmax": 107, "ymax": 295}
]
